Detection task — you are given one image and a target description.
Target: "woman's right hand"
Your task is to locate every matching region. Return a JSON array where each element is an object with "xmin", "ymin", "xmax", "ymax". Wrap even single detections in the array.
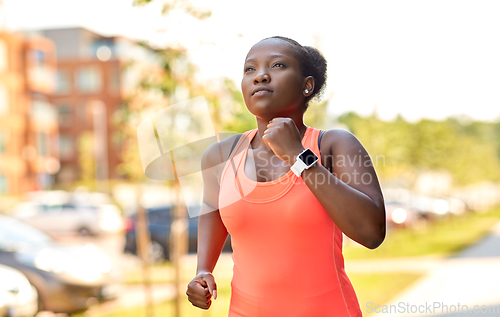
[{"xmin": 186, "ymin": 272, "xmax": 217, "ymax": 310}]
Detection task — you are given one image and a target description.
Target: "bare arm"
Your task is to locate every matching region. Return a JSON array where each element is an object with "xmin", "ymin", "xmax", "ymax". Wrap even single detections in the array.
[
  {"xmin": 196, "ymin": 141, "xmax": 230, "ymax": 274},
  {"xmin": 302, "ymin": 129, "xmax": 386, "ymax": 249},
  {"xmin": 186, "ymin": 135, "xmax": 238, "ymax": 309},
  {"xmin": 263, "ymin": 119, "xmax": 386, "ymax": 249}
]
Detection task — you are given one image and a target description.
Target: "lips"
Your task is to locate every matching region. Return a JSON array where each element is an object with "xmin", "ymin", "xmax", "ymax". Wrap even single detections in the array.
[{"xmin": 251, "ymin": 87, "xmax": 273, "ymax": 96}]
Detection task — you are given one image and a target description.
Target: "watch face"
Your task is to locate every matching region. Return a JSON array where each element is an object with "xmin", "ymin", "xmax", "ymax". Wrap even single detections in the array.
[{"xmin": 299, "ymin": 149, "xmax": 319, "ymax": 167}]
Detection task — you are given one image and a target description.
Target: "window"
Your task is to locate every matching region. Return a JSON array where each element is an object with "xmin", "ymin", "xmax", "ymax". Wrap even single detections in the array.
[
  {"xmin": 31, "ymin": 50, "xmax": 45, "ymax": 67},
  {"xmin": 0, "ymin": 85, "xmax": 8, "ymax": 115},
  {"xmin": 92, "ymin": 39, "xmax": 114, "ymax": 61},
  {"xmin": 41, "ymin": 204, "xmax": 63, "ymax": 214},
  {"xmin": 57, "ymin": 104, "xmax": 72, "ymax": 127},
  {"xmin": 31, "ymin": 99, "xmax": 57, "ymax": 121},
  {"xmin": 28, "ymin": 49, "xmax": 56, "ymax": 89},
  {"xmin": 56, "ymin": 69, "xmax": 71, "ymax": 94},
  {"xmin": 59, "ymin": 135, "xmax": 75, "ymax": 159},
  {"xmin": 76, "ymin": 66, "xmax": 102, "ymax": 93},
  {"xmin": 148, "ymin": 211, "xmax": 170, "ymax": 225},
  {"xmin": 0, "ymin": 174, "xmax": 7, "ymax": 194},
  {"xmin": 37, "ymin": 132, "xmax": 47, "ymax": 157}
]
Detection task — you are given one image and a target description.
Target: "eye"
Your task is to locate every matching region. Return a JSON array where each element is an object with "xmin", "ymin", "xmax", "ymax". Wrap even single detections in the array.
[
  {"xmin": 244, "ymin": 66, "xmax": 255, "ymax": 73},
  {"xmin": 272, "ymin": 62, "xmax": 285, "ymax": 68}
]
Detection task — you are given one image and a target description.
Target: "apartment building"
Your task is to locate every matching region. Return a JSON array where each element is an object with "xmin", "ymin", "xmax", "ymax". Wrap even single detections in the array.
[
  {"xmin": 37, "ymin": 27, "xmax": 156, "ymax": 184},
  {"xmin": 0, "ymin": 32, "xmax": 59, "ymax": 195}
]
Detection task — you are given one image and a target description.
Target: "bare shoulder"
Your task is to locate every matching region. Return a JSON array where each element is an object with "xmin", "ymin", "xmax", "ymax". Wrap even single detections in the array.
[
  {"xmin": 320, "ymin": 128, "xmax": 384, "ymax": 206},
  {"xmin": 201, "ymin": 133, "xmax": 243, "ymax": 170},
  {"xmin": 319, "ymin": 128, "xmax": 364, "ymax": 156}
]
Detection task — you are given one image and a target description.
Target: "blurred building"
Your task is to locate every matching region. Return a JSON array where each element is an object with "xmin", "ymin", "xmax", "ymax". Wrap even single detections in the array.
[
  {"xmin": 0, "ymin": 31, "xmax": 59, "ymax": 195},
  {"xmin": 30, "ymin": 27, "xmax": 157, "ymax": 184}
]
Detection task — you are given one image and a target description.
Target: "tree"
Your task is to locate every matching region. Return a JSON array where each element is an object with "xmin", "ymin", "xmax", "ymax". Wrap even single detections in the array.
[
  {"xmin": 133, "ymin": 0, "xmax": 211, "ymax": 19},
  {"xmin": 338, "ymin": 112, "xmax": 500, "ymax": 187},
  {"xmin": 113, "ymin": 44, "xmax": 201, "ymax": 181},
  {"xmin": 304, "ymin": 100, "xmax": 330, "ymax": 130}
]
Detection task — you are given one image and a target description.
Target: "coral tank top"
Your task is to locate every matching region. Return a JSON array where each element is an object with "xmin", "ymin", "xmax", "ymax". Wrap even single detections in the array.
[{"xmin": 219, "ymin": 126, "xmax": 362, "ymax": 317}]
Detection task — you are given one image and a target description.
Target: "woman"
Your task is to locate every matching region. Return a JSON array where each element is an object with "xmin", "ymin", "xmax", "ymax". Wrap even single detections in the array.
[{"xmin": 186, "ymin": 36, "xmax": 386, "ymax": 316}]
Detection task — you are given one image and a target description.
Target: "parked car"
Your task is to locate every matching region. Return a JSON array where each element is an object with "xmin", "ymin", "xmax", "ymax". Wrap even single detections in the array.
[
  {"xmin": 409, "ymin": 195, "xmax": 466, "ymax": 218},
  {"xmin": 385, "ymin": 201, "xmax": 421, "ymax": 227},
  {"xmin": 11, "ymin": 191, "xmax": 123, "ymax": 236},
  {"xmin": 0, "ymin": 214, "xmax": 120, "ymax": 314},
  {"xmin": 383, "ymin": 188, "xmax": 467, "ymax": 220},
  {"xmin": 124, "ymin": 205, "xmax": 232, "ymax": 263},
  {"xmin": 0, "ymin": 264, "xmax": 38, "ymax": 317}
]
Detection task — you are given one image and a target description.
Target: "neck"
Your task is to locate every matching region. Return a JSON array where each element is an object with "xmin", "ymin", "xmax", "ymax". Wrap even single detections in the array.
[{"xmin": 252, "ymin": 114, "xmax": 306, "ymax": 152}]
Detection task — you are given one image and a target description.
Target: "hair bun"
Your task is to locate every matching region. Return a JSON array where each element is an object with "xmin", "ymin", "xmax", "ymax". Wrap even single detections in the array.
[{"xmin": 304, "ymin": 46, "xmax": 327, "ymax": 102}]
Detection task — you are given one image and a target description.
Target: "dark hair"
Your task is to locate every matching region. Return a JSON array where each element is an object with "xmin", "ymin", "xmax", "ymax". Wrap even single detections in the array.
[{"xmin": 262, "ymin": 36, "xmax": 327, "ymax": 109}]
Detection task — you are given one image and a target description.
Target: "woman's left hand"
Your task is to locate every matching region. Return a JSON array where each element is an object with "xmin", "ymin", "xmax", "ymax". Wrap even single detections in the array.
[{"xmin": 262, "ymin": 117, "xmax": 305, "ymax": 165}]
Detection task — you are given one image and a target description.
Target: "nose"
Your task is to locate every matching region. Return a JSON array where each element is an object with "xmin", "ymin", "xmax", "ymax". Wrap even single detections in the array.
[{"xmin": 253, "ymin": 71, "xmax": 270, "ymax": 84}]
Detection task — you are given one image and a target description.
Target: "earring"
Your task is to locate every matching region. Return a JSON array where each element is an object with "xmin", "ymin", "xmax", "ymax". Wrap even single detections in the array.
[{"xmin": 304, "ymin": 89, "xmax": 309, "ymax": 93}]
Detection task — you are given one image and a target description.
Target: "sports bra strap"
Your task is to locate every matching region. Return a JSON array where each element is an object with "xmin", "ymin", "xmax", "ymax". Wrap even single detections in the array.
[
  {"xmin": 228, "ymin": 134, "xmax": 242, "ymax": 159},
  {"xmin": 318, "ymin": 130, "xmax": 326, "ymax": 152}
]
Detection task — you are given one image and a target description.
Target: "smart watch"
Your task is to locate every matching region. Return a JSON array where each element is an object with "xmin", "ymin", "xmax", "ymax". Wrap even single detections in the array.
[{"xmin": 290, "ymin": 148, "xmax": 319, "ymax": 177}]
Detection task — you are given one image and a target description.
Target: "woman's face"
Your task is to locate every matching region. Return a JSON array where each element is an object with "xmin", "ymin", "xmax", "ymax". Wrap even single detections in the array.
[{"xmin": 241, "ymin": 39, "xmax": 306, "ymax": 119}]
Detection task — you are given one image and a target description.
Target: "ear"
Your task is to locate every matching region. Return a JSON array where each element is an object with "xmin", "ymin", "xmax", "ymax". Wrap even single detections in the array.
[{"xmin": 303, "ymin": 76, "xmax": 315, "ymax": 97}]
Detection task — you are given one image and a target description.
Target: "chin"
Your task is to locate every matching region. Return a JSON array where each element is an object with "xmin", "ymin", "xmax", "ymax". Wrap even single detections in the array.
[{"xmin": 246, "ymin": 103, "xmax": 276, "ymax": 117}]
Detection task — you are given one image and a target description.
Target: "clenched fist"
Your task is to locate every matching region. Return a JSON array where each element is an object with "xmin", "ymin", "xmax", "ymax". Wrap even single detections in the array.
[
  {"xmin": 262, "ymin": 117, "xmax": 305, "ymax": 165},
  {"xmin": 186, "ymin": 272, "xmax": 217, "ymax": 310}
]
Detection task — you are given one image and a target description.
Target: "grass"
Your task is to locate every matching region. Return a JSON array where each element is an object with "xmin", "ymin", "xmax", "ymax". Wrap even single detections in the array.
[
  {"xmin": 75, "ymin": 273, "xmax": 421, "ymax": 317},
  {"xmin": 122, "ymin": 264, "xmax": 174, "ymax": 285},
  {"xmin": 349, "ymin": 272, "xmax": 422, "ymax": 316},
  {"xmin": 343, "ymin": 206, "xmax": 500, "ymax": 260},
  {"xmin": 122, "ymin": 207, "xmax": 500, "ymax": 286},
  {"xmin": 77, "ymin": 206, "xmax": 500, "ymax": 317},
  {"xmin": 76, "ymin": 277, "xmax": 233, "ymax": 317}
]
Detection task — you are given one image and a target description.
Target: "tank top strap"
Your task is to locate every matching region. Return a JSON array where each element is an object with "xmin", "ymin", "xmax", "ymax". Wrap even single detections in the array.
[
  {"xmin": 220, "ymin": 129, "xmax": 256, "ymax": 197},
  {"xmin": 224, "ymin": 129, "xmax": 256, "ymax": 167},
  {"xmin": 303, "ymin": 127, "xmax": 322, "ymax": 165}
]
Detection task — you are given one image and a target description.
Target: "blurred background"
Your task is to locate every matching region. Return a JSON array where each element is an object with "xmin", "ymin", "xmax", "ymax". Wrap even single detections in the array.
[{"xmin": 0, "ymin": 0, "xmax": 499, "ymax": 316}]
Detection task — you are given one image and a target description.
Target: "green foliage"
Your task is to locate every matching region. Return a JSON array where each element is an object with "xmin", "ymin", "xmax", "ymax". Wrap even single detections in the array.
[
  {"xmin": 350, "ymin": 272, "xmax": 422, "ymax": 307},
  {"xmin": 338, "ymin": 112, "xmax": 500, "ymax": 186},
  {"xmin": 304, "ymin": 100, "xmax": 330, "ymax": 130},
  {"xmin": 343, "ymin": 206, "xmax": 500, "ymax": 259},
  {"xmin": 112, "ymin": 43, "xmax": 201, "ymax": 181},
  {"xmin": 72, "ymin": 273, "xmax": 421, "ymax": 317},
  {"xmin": 212, "ymin": 79, "xmax": 256, "ymax": 134},
  {"xmin": 113, "ymin": 0, "xmax": 214, "ymax": 182},
  {"xmin": 112, "ymin": 44, "xmax": 255, "ymax": 181},
  {"xmin": 133, "ymin": 0, "xmax": 211, "ymax": 19}
]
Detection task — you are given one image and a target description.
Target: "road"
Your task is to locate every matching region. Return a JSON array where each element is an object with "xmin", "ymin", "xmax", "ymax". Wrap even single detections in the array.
[
  {"xmin": 369, "ymin": 221, "xmax": 500, "ymax": 317},
  {"xmin": 37, "ymin": 221, "xmax": 500, "ymax": 317},
  {"xmin": 35, "ymin": 233, "xmax": 232, "ymax": 316}
]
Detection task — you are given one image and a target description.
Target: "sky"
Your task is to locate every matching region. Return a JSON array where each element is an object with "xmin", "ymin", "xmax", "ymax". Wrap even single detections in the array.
[{"xmin": 3, "ymin": 0, "xmax": 500, "ymax": 122}]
